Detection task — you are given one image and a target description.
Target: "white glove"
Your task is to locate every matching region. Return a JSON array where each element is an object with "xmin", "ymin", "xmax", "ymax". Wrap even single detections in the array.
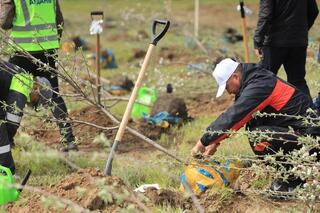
[
  {"xmin": 134, "ymin": 184, "xmax": 160, "ymax": 193},
  {"xmin": 90, "ymin": 20, "xmax": 103, "ymax": 35},
  {"xmin": 236, "ymin": 5, "xmax": 253, "ymax": 16}
]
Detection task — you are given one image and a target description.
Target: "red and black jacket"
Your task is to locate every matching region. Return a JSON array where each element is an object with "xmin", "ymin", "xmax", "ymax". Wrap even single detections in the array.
[{"xmin": 200, "ymin": 63, "xmax": 313, "ymax": 146}]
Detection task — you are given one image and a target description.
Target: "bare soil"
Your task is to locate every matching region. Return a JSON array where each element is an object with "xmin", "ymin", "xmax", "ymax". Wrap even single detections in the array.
[
  {"xmin": 28, "ymin": 106, "xmax": 156, "ymax": 153},
  {"xmin": 152, "ymin": 93, "xmax": 189, "ymax": 121},
  {"xmin": 187, "ymin": 93, "xmax": 234, "ymax": 118},
  {"xmin": 6, "ymin": 168, "xmax": 319, "ymax": 212},
  {"xmin": 5, "ymin": 169, "xmax": 150, "ymax": 212},
  {"xmin": 26, "ymin": 90, "xmax": 234, "ymax": 155}
]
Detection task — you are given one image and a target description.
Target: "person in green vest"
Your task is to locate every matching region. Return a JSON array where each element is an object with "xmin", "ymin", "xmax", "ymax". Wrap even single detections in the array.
[
  {"xmin": 0, "ymin": 0, "xmax": 78, "ymax": 151},
  {"xmin": 0, "ymin": 60, "xmax": 53, "ymax": 174}
]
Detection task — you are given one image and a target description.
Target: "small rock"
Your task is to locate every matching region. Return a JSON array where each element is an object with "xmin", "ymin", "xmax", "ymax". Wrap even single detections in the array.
[{"xmin": 61, "ymin": 182, "xmax": 76, "ymax": 190}]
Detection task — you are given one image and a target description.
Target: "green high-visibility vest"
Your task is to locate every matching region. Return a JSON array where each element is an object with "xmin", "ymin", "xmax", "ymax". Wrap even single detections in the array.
[
  {"xmin": 9, "ymin": 73, "xmax": 33, "ymax": 102},
  {"xmin": 10, "ymin": 0, "xmax": 60, "ymax": 52}
]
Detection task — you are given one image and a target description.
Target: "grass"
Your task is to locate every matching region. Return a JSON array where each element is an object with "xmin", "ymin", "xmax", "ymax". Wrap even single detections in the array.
[
  {"xmin": 251, "ymin": 177, "xmax": 269, "ymax": 190},
  {"xmin": 113, "ymin": 153, "xmax": 182, "ymax": 188},
  {"xmin": 216, "ymin": 134, "xmax": 254, "ymax": 157},
  {"xmin": 13, "ymin": 133, "xmax": 72, "ymax": 184},
  {"xmin": 154, "ymin": 206, "xmax": 182, "ymax": 213}
]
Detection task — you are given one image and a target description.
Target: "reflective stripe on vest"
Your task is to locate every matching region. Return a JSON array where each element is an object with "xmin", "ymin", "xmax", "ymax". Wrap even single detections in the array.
[
  {"xmin": 13, "ymin": 35, "xmax": 58, "ymax": 44},
  {"xmin": 10, "ymin": 0, "xmax": 59, "ymax": 52},
  {"xmin": 0, "ymin": 145, "xmax": 10, "ymax": 154},
  {"xmin": 13, "ymin": 23, "xmax": 57, "ymax": 31},
  {"xmin": 9, "ymin": 73, "xmax": 33, "ymax": 102},
  {"xmin": 6, "ymin": 112, "xmax": 22, "ymax": 124}
]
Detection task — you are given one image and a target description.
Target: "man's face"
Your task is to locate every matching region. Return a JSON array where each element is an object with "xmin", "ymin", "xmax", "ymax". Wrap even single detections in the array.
[
  {"xmin": 226, "ymin": 73, "xmax": 241, "ymax": 95},
  {"xmin": 27, "ymin": 86, "xmax": 40, "ymax": 107}
]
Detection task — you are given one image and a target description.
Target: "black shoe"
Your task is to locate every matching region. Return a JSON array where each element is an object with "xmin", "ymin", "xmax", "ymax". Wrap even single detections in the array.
[
  {"xmin": 269, "ymin": 178, "xmax": 305, "ymax": 200},
  {"xmin": 270, "ymin": 179, "xmax": 291, "ymax": 192},
  {"xmin": 60, "ymin": 141, "xmax": 79, "ymax": 152}
]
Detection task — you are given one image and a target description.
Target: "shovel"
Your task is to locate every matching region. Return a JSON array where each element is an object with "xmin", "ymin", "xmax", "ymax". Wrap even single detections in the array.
[
  {"xmin": 90, "ymin": 11, "xmax": 104, "ymax": 105},
  {"xmin": 239, "ymin": 0, "xmax": 250, "ymax": 62},
  {"xmin": 105, "ymin": 19, "xmax": 170, "ymax": 176}
]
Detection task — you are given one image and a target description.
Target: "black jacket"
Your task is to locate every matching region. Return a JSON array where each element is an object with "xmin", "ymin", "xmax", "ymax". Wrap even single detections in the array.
[
  {"xmin": 201, "ymin": 64, "xmax": 313, "ymax": 146},
  {"xmin": 254, "ymin": 0, "xmax": 319, "ymax": 48}
]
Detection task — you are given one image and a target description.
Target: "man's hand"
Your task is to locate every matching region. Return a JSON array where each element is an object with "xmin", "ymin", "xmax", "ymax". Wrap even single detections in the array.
[
  {"xmin": 203, "ymin": 143, "xmax": 220, "ymax": 156},
  {"xmin": 191, "ymin": 140, "xmax": 205, "ymax": 157},
  {"xmin": 254, "ymin": 48, "xmax": 263, "ymax": 59}
]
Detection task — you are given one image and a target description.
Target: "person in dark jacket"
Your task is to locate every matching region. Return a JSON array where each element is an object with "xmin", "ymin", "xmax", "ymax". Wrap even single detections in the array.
[
  {"xmin": 0, "ymin": 60, "xmax": 52, "ymax": 174},
  {"xmin": 192, "ymin": 58, "xmax": 319, "ymax": 193},
  {"xmin": 0, "ymin": 0, "xmax": 78, "ymax": 151},
  {"xmin": 254, "ymin": 0, "xmax": 319, "ymax": 102}
]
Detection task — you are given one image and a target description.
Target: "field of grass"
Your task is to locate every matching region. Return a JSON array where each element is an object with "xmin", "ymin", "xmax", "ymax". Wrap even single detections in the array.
[{"xmin": 1, "ymin": 0, "xmax": 320, "ymax": 212}]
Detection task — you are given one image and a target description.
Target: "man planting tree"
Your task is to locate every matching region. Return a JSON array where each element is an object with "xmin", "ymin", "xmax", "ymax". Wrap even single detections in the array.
[{"xmin": 192, "ymin": 58, "xmax": 320, "ymax": 194}]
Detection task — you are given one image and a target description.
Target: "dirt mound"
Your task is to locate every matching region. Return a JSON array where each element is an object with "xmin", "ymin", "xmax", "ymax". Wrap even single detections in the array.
[
  {"xmin": 7, "ymin": 168, "xmax": 319, "ymax": 212},
  {"xmin": 109, "ymin": 75, "xmax": 134, "ymax": 91},
  {"xmin": 6, "ymin": 169, "xmax": 149, "ymax": 212},
  {"xmin": 142, "ymin": 185, "xmax": 266, "ymax": 213},
  {"xmin": 108, "ymin": 32, "xmax": 132, "ymax": 41},
  {"xmin": 187, "ymin": 93, "xmax": 234, "ymax": 117},
  {"xmin": 143, "ymin": 179, "xmax": 319, "ymax": 213},
  {"xmin": 132, "ymin": 48, "xmax": 146, "ymax": 59},
  {"xmin": 160, "ymin": 47, "xmax": 176, "ymax": 61},
  {"xmin": 29, "ymin": 106, "xmax": 154, "ymax": 153},
  {"xmin": 145, "ymin": 188, "xmax": 184, "ymax": 207},
  {"xmin": 151, "ymin": 94, "xmax": 189, "ymax": 121}
]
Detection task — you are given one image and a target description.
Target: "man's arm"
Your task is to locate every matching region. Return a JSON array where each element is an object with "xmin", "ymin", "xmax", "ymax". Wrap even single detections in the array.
[
  {"xmin": 253, "ymin": 0, "xmax": 274, "ymax": 49},
  {"xmin": 200, "ymin": 75, "xmax": 277, "ymax": 149},
  {"xmin": 56, "ymin": 0, "xmax": 64, "ymax": 40},
  {"xmin": 5, "ymin": 91, "xmax": 27, "ymax": 145},
  {"xmin": 307, "ymin": 0, "xmax": 319, "ymax": 30},
  {"xmin": 0, "ymin": 0, "xmax": 15, "ymax": 30}
]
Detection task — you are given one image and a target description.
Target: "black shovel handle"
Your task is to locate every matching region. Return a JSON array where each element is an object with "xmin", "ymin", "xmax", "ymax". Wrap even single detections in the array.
[
  {"xmin": 18, "ymin": 169, "xmax": 31, "ymax": 193},
  {"xmin": 151, "ymin": 19, "xmax": 170, "ymax": 46},
  {"xmin": 91, "ymin": 11, "xmax": 104, "ymax": 20},
  {"xmin": 239, "ymin": 0, "xmax": 245, "ymax": 18}
]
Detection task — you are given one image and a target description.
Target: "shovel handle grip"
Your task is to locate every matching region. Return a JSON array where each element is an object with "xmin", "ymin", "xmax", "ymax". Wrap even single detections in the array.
[
  {"xmin": 18, "ymin": 169, "xmax": 31, "ymax": 193},
  {"xmin": 91, "ymin": 11, "xmax": 104, "ymax": 20},
  {"xmin": 151, "ymin": 19, "xmax": 170, "ymax": 46},
  {"xmin": 239, "ymin": 0, "xmax": 245, "ymax": 18}
]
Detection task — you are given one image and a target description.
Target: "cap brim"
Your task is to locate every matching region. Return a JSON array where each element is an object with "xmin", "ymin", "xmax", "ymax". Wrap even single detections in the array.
[{"xmin": 216, "ymin": 83, "xmax": 226, "ymax": 98}]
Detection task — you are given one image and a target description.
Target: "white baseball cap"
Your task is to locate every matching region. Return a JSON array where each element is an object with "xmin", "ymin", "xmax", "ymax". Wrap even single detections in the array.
[{"xmin": 212, "ymin": 58, "xmax": 240, "ymax": 98}]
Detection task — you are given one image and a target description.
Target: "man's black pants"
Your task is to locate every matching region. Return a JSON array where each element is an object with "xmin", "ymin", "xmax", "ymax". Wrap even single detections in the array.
[
  {"xmin": 0, "ymin": 112, "xmax": 15, "ymax": 174},
  {"xmin": 260, "ymin": 46, "xmax": 312, "ymax": 102},
  {"xmin": 247, "ymin": 125, "xmax": 320, "ymax": 171},
  {"xmin": 9, "ymin": 51, "xmax": 75, "ymax": 144}
]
